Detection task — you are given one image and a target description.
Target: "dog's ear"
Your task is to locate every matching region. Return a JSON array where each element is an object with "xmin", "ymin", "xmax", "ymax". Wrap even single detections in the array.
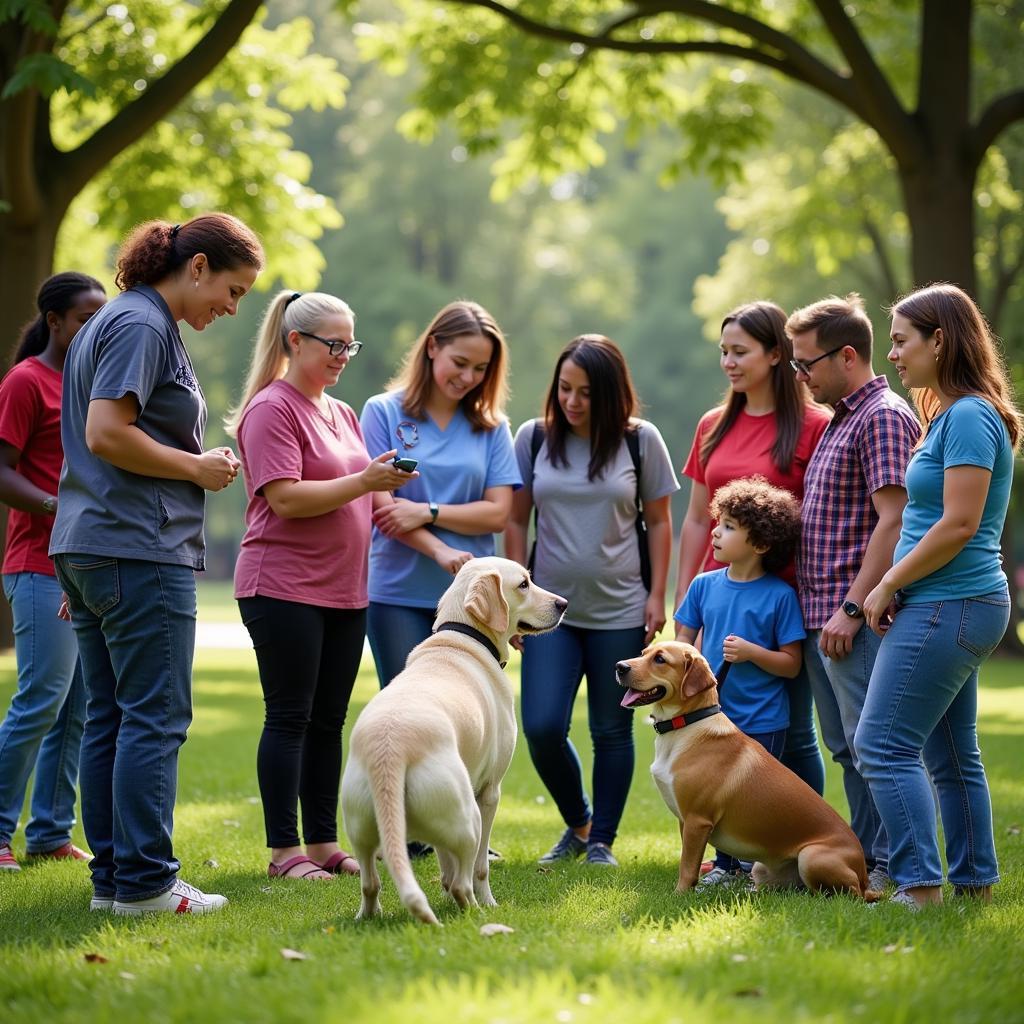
[
  {"xmin": 681, "ymin": 653, "xmax": 718, "ymax": 697},
  {"xmin": 464, "ymin": 570, "xmax": 509, "ymax": 634}
]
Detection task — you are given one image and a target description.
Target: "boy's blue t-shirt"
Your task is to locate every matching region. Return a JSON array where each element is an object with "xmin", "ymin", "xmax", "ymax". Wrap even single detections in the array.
[
  {"xmin": 895, "ymin": 396, "xmax": 1013, "ymax": 604},
  {"xmin": 673, "ymin": 568, "xmax": 805, "ymax": 733},
  {"xmin": 360, "ymin": 390, "xmax": 522, "ymax": 608}
]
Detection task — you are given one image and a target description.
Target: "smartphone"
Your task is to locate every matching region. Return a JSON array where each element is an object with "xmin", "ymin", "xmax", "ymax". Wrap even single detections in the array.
[{"xmin": 393, "ymin": 456, "xmax": 419, "ymax": 472}]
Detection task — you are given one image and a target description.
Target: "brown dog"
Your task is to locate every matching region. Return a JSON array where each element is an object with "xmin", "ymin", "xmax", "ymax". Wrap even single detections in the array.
[{"xmin": 616, "ymin": 641, "xmax": 876, "ymax": 899}]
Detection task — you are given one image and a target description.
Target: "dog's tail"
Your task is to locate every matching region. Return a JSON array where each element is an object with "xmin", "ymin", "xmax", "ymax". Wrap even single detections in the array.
[{"xmin": 365, "ymin": 728, "xmax": 439, "ymax": 926}]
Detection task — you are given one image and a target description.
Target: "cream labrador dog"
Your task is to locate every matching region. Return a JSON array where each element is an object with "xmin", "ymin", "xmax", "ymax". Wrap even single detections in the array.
[
  {"xmin": 341, "ymin": 557, "xmax": 567, "ymax": 925},
  {"xmin": 617, "ymin": 641, "xmax": 876, "ymax": 900}
]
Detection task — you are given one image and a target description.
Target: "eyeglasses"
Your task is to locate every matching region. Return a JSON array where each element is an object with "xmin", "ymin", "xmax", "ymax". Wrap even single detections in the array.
[
  {"xmin": 396, "ymin": 421, "xmax": 419, "ymax": 450},
  {"xmin": 790, "ymin": 343, "xmax": 847, "ymax": 375},
  {"xmin": 296, "ymin": 331, "xmax": 363, "ymax": 358}
]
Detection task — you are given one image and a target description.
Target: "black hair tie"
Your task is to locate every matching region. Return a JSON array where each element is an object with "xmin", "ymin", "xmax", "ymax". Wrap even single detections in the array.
[
  {"xmin": 170, "ymin": 224, "xmax": 181, "ymax": 239},
  {"xmin": 285, "ymin": 291, "xmax": 302, "ymax": 306}
]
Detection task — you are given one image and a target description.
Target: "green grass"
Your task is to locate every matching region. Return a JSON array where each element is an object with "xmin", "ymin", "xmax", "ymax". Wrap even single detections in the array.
[{"xmin": 2, "ymin": 626, "xmax": 1023, "ymax": 1023}]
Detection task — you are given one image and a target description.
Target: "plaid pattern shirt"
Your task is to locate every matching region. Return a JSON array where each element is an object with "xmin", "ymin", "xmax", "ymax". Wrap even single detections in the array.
[{"xmin": 797, "ymin": 376, "xmax": 921, "ymax": 628}]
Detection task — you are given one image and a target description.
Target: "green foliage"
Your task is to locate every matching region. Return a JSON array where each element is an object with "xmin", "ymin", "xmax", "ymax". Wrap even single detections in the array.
[
  {"xmin": 1, "ymin": 640, "xmax": 1023, "ymax": 1022},
  {"xmin": 49, "ymin": 4, "xmax": 346, "ymax": 289},
  {"xmin": 0, "ymin": 52, "xmax": 95, "ymax": 100}
]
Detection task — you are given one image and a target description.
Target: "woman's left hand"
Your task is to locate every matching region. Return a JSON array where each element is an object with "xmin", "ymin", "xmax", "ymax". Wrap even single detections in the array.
[
  {"xmin": 863, "ymin": 579, "xmax": 899, "ymax": 636},
  {"xmin": 644, "ymin": 595, "xmax": 666, "ymax": 645},
  {"xmin": 372, "ymin": 498, "xmax": 431, "ymax": 536}
]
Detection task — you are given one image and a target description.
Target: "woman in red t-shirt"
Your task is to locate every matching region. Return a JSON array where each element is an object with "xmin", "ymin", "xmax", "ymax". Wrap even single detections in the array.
[
  {"xmin": 672, "ymin": 300, "xmax": 831, "ymax": 802},
  {"xmin": 0, "ymin": 271, "xmax": 106, "ymax": 871}
]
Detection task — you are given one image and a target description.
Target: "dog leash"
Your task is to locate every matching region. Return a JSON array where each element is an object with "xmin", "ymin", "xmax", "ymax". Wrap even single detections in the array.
[{"xmin": 433, "ymin": 621, "xmax": 506, "ymax": 668}]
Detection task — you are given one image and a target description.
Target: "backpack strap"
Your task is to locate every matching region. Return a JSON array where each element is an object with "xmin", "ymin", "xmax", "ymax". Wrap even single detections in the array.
[{"xmin": 527, "ymin": 421, "xmax": 545, "ymax": 572}]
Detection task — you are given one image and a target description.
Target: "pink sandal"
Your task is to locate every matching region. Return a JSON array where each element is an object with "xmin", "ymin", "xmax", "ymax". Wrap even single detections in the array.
[
  {"xmin": 317, "ymin": 850, "xmax": 360, "ymax": 875},
  {"xmin": 268, "ymin": 855, "xmax": 332, "ymax": 880}
]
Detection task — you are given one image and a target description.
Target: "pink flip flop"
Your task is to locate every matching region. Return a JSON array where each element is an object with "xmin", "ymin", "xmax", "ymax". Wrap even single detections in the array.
[
  {"xmin": 317, "ymin": 850, "xmax": 360, "ymax": 875},
  {"xmin": 267, "ymin": 855, "xmax": 332, "ymax": 880}
]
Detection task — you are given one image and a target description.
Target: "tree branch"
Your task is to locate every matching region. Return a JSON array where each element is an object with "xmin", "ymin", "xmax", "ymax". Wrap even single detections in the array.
[
  {"xmin": 51, "ymin": 0, "xmax": 263, "ymax": 201},
  {"xmin": 439, "ymin": 0, "xmax": 867, "ymax": 121},
  {"xmin": 969, "ymin": 89, "xmax": 1024, "ymax": 168},
  {"xmin": 862, "ymin": 213, "xmax": 903, "ymax": 300},
  {"xmin": 809, "ymin": 0, "xmax": 918, "ymax": 164}
]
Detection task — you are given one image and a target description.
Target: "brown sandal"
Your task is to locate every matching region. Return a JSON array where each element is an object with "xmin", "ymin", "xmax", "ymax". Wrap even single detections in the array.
[
  {"xmin": 317, "ymin": 850, "xmax": 360, "ymax": 875},
  {"xmin": 268, "ymin": 855, "xmax": 332, "ymax": 880}
]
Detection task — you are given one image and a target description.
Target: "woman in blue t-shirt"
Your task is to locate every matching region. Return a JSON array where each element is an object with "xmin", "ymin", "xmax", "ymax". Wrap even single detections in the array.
[
  {"xmin": 360, "ymin": 301, "xmax": 520, "ymax": 692},
  {"xmin": 858, "ymin": 283, "xmax": 1021, "ymax": 911}
]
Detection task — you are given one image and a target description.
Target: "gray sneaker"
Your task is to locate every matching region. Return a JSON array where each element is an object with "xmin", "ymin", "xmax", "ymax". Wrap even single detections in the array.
[
  {"xmin": 888, "ymin": 889, "xmax": 921, "ymax": 911},
  {"xmin": 698, "ymin": 866, "xmax": 742, "ymax": 887},
  {"xmin": 867, "ymin": 866, "xmax": 891, "ymax": 891},
  {"xmin": 584, "ymin": 842, "xmax": 618, "ymax": 867},
  {"xmin": 538, "ymin": 827, "xmax": 588, "ymax": 864}
]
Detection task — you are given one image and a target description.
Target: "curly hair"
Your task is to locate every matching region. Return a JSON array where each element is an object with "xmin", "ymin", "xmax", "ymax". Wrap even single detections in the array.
[{"xmin": 709, "ymin": 476, "xmax": 801, "ymax": 574}]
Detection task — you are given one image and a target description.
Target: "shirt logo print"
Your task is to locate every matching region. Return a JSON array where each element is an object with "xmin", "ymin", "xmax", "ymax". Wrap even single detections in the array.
[{"xmin": 174, "ymin": 364, "xmax": 197, "ymax": 391}]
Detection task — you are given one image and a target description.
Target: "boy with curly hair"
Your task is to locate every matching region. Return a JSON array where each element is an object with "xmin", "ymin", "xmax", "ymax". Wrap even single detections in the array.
[{"xmin": 673, "ymin": 476, "xmax": 805, "ymax": 885}]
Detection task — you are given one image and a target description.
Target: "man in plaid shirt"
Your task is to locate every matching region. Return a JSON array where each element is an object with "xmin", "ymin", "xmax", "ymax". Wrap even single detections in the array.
[{"xmin": 787, "ymin": 294, "xmax": 920, "ymax": 891}]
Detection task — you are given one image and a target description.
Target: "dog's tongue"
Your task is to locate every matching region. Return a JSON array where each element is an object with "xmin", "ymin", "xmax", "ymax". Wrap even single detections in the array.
[{"xmin": 620, "ymin": 688, "xmax": 645, "ymax": 709}]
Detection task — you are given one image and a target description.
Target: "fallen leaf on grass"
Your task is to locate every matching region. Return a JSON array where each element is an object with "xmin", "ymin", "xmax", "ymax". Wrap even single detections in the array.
[
  {"xmin": 479, "ymin": 923, "xmax": 515, "ymax": 937},
  {"xmin": 734, "ymin": 988, "xmax": 764, "ymax": 998},
  {"xmin": 731, "ymin": 953, "xmax": 749, "ymax": 962},
  {"xmin": 1006, "ymin": 825, "xmax": 1021, "ymax": 836},
  {"xmin": 119, "ymin": 972, "xmax": 136, "ymax": 981},
  {"xmin": 204, "ymin": 859, "xmax": 219, "ymax": 868},
  {"xmin": 883, "ymin": 944, "xmax": 899, "ymax": 954},
  {"xmin": 83, "ymin": 953, "xmax": 108, "ymax": 964},
  {"xmin": 221, "ymin": 819, "xmax": 241, "ymax": 829},
  {"xmin": 280, "ymin": 948, "xmax": 309, "ymax": 961}
]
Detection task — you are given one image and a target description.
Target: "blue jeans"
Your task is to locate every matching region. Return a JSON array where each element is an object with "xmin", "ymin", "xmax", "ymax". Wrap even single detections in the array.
[
  {"xmin": 805, "ymin": 630, "xmax": 887, "ymax": 870},
  {"xmin": 779, "ymin": 664, "xmax": 826, "ymax": 795},
  {"xmin": 367, "ymin": 602, "xmax": 436, "ymax": 688},
  {"xmin": 54, "ymin": 555, "xmax": 196, "ymax": 902},
  {"xmin": 713, "ymin": 728, "xmax": 787, "ymax": 872},
  {"xmin": 520, "ymin": 623, "xmax": 645, "ymax": 847},
  {"xmin": 0, "ymin": 572, "xmax": 84, "ymax": 852},
  {"xmin": 855, "ymin": 589, "xmax": 1008, "ymax": 893}
]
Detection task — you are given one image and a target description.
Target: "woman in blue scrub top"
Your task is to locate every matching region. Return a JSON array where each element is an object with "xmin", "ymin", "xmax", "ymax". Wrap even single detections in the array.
[{"xmin": 360, "ymin": 300, "xmax": 520, "ymax": 689}]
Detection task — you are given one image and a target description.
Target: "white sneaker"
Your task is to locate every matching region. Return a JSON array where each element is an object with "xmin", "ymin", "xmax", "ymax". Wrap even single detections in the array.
[
  {"xmin": 698, "ymin": 866, "xmax": 741, "ymax": 887},
  {"xmin": 90, "ymin": 895, "xmax": 114, "ymax": 912},
  {"xmin": 113, "ymin": 879, "xmax": 228, "ymax": 916}
]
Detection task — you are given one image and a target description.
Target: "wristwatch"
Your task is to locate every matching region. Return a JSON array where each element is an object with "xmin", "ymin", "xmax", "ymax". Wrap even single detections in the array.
[
  {"xmin": 428, "ymin": 501, "xmax": 439, "ymax": 524},
  {"xmin": 841, "ymin": 599, "xmax": 864, "ymax": 619},
  {"xmin": 41, "ymin": 496, "xmax": 57, "ymax": 515}
]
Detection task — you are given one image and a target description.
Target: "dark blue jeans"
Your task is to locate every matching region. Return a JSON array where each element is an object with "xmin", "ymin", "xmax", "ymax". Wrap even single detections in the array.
[
  {"xmin": 520, "ymin": 623, "xmax": 645, "ymax": 847},
  {"xmin": 713, "ymin": 727, "xmax": 787, "ymax": 872},
  {"xmin": 54, "ymin": 555, "xmax": 195, "ymax": 902},
  {"xmin": 366, "ymin": 602, "xmax": 436, "ymax": 688},
  {"xmin": 780, "ymin": 664, "xmax": 825, "ymax": 795}
]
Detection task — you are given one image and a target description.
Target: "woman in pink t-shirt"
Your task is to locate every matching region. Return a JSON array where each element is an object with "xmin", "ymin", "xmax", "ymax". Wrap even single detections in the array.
[
  {"xmin": 228, "ymin": 290, "xmax": 445, "ymax": 882},
  {"xmin": 672, "ymin": 300, "xmax": 831, "ymax": 805},
  {"xmin": 0, "ymin": 272, "xmax": 106, "ymax": 872}
]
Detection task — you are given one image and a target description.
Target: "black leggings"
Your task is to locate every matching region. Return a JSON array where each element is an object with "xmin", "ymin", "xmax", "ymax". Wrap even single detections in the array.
[{"xmin": 238, "ymin": 596, "xmax": 366, "ymax": 848}]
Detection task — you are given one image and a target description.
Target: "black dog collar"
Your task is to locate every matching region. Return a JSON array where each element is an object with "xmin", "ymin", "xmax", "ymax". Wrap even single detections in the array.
[
  {"xmin": 433, "ymin": 621, "xmax": 506, "ymax": 668},
  {"xmin": 652, "ymin": 704, "xmax": 722, "ymax": 734}
]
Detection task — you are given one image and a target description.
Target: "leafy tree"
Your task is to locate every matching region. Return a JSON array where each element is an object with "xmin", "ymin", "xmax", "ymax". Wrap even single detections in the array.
[
  {"xmin": 0, "ymin": 1, "xmax": 346, "ymax": 349},
  {"xmin": 348, "ymin": 0, "xmax": 1024, "ymax": 305}
]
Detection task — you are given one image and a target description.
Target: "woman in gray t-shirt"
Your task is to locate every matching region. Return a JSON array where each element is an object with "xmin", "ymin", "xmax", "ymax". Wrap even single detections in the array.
[{"xmin": 506, "ymin": 335, "xmax": 679, "ymax": 867}]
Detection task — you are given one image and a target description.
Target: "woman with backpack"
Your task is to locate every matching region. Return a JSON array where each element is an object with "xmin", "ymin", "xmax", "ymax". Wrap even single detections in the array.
[{"xmin": 505, "ymin": 335, "xmax": 678, "ymax": 867}]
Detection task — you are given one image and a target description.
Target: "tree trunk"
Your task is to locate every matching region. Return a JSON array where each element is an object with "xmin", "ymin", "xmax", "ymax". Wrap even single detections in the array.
[{"xmin": 900, "ymin": 162, "xmax": 977, "ymax": 297}]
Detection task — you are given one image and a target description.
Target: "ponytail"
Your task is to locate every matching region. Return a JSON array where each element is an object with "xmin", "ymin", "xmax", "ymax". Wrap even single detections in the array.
[
  {"xmin": 12, "ymin": 271, "xmax": 105, "ymax": 367},
  {"xmin": 115, "ymin": 213, "xmax": 263, "ymax": 291},
  {"xmin": 224, "ymin": 290, "xmax": 355, "ymax": 436}
]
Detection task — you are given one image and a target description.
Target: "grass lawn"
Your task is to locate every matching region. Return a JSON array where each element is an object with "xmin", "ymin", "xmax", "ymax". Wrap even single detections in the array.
[{"xmin": 1, "ymin": 611, "xmax": 1022, "ymax": 1023}]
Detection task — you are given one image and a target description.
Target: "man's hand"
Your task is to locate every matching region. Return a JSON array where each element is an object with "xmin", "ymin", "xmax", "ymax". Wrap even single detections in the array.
[{"xmin": 818, "ymin": 608, "xmax": 863, "ymax": 660}]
